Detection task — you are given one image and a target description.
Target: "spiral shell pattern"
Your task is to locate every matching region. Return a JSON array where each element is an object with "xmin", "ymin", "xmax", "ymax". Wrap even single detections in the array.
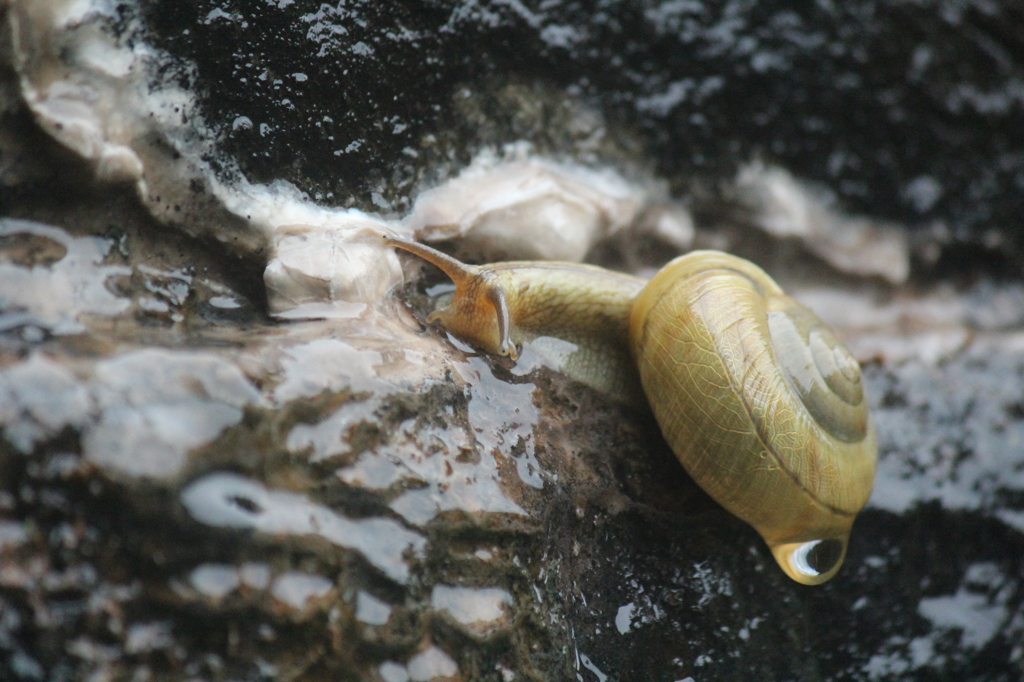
[{"xmin": 629, "ymin": 251, "xmax": 877, "ymax": 584}]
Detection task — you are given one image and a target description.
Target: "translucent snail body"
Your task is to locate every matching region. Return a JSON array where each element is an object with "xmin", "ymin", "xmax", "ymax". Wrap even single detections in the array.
[{"xmin": 385, "ymin": 235, "xmax": 878, "ymax": 585}]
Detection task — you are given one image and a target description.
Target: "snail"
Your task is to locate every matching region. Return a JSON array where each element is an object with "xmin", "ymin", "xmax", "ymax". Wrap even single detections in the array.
[{"xmin": 384, "ymin": 235, "xmax": 877, "ymax": 585}]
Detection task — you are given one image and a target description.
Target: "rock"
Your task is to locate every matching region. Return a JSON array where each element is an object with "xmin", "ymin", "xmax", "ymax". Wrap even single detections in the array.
[
  {"xmin": 730, "ymin": 162, "xmax": 910, "ymax": 284},
  {"xmin": 2, "ymin": 1, "xmax": 1023, "ymax": 681},
  {"xmin": 404, "ymin": 149, "xmax": 676, "ymax": 263}
]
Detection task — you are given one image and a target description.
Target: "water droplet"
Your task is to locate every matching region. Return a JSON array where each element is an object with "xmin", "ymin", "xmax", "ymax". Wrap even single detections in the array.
[{"xmin": 769, "ymin": 537, "xmax": 847, "ymax": 585}]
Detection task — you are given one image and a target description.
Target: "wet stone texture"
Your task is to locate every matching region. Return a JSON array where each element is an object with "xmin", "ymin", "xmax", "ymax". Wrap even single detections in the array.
[
  {"xmin": 2, "ymin": 1, "xmax": 1024, "ymax": 682},
  {"xmin": 139, "ymin": 0, "xmax": 1024, "ymax": 253}
]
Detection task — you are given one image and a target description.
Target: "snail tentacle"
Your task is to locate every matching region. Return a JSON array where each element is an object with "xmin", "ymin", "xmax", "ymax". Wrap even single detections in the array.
[
  {"xmin": 484, "ymin": 278, "xmax": 517, "ymax": 360},
  {"xmin": 387, "ymin": 235, "xmax": 515, "ymax": 358},
  {"xmin": 383, "ymin": 234, "xmax": 480, "ymax": 287}
]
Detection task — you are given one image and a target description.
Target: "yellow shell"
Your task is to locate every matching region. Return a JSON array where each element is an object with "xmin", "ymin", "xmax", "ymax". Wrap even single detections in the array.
[
  {"xmin": 630, "ymin": 252, "xmax": 876, "ymax": 584},
  {"xmin": 385, "ymin": 236, "xmax": 878, "ymax": 585}
]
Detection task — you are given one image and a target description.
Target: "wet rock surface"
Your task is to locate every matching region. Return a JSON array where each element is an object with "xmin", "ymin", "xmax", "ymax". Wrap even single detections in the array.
[
  {"xmin": 140, "ymin": 0, "xmax": 1024, "ymax": 252},
  {"xmin": 2, "ymin": 2, "xmax": 1024, "ymax": 681}
]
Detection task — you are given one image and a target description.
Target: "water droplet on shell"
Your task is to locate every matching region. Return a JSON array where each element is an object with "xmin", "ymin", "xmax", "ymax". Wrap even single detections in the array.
[{"xmin": 770, "ymin": 537, "xmax": 847, "ymax": 585}]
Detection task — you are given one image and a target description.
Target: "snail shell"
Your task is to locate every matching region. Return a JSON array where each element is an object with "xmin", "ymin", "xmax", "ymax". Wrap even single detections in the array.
[
  {"xmin": 631, "ymin": 252, "xmax": 876, "ymax": 584},
  {"xmin": 385, "ymin": 235, "xmax": 877, "ymax": 585}
]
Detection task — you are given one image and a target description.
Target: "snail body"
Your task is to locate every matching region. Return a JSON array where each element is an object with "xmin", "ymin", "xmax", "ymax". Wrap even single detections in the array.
[{"xmin": 385, "ymin": 235, "xmax": 877, "ymax": 585}]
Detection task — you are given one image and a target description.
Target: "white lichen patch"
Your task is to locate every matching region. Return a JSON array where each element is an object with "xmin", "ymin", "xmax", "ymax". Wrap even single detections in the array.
[
  {"xmin": 270, "ymin": 572, "xmax": 335, "ymax": 613},
  {"xmin": 356, "ymin": 590, "xmax": 393, "ymax": 626},
  {"xmin": 405, "ymin": 146, "xmax": 688, "ymax": 263},
  {"xmin": 460, "ymin": 355, "xmax": 544, "ymax": 490},
  {"xmin": 83, "ymin": 350, "xmax": 262, "ymax": 478},
  {"xmin": 264, "ymin": 219, "xmax": 402, "ymax": 319},
  {"xmin": 9, "ymin": 0, "xmax": 409, "ymax": 314},
  {"xmin": 7, "ymin": 0, "xmax": 376, "ymax": 261},
  {"xmin": 123, "ymin": 621, "xmax": 173, "ymax": 655},
  {"xmin": 8, "ymin": 0, "xmax": 148, "ymax": 183},
  {"xmin": 314, "ymin": 353, "xmax": 541, "ymax": 528},
  {"xmin": 0, "ymin": 521, "xmax": 29, "ymax": 552},
  {"xmin": 379, "ymin": 661, "xmax": 411, "ymax": 682},
  {"xmin": 0, "ymin": 353, "xmax": 92, "ymax": 453},
  {"xmin": 793, "ymin": 281, "xmax": 1024, "ymax": 365},
  {"xmin": 865, "ymin": 562, "xmax": 1017, "ymax": 679},
  {"xmin": 734, "ymin": 162, "xmax": 910, "ymax": 284},
  {"xmin": 430, "ymin": 585, "xmax": 512, "ymax": 635},
  {"xmin": 6, "ymin": 0, "xmax": 270, "ymax": 254},
  {"xmin": 319, "ymin": 383, "xmax": 532, "ymax": 525},
  {"xmin": 866, "ymin": 334, "xmax": 1024, "ymax": 518},
  {"xmin": 188, "ymin": 563, "xmax": 242, "ymax": 601},
  {"xmin": 406, "ymin": 645, "xmax": 460, "ymax": 681},
  {"xmin": 0, "ymin": 219, "xmax": 131, "ymax": 334},
  {"xmin": 180, "ymin": 561, "xmax": 273, "ymax": 604},
  {"xmin": 268, "ymin": 337, "xmax": 391, "ymax": 404},
  {"xmin": 0, "ymin": 348, "xmax": 261, "ymax": 478},
  {"xmin": 288, "ymin": 399, "xmax": 386, "ymax": 464},
  {"xmin": 180, "ymin": 472, "xmax": 426, "ymax": 584},
  {"xmin": 382, "ymin": 409, "xmax": 529, "ymax": 525}
]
